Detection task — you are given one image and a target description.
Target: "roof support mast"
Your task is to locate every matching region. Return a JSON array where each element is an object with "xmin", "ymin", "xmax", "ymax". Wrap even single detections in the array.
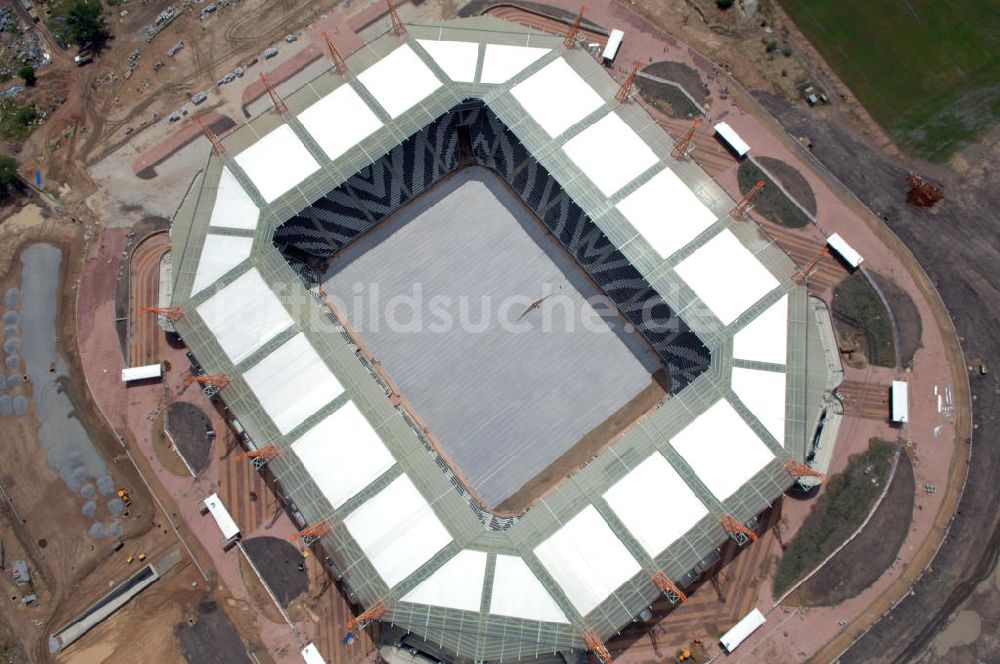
[
  {"xmin": 730, "ymin": 180, "xmax": 765, "ymax": 220},
  {"xmin": 563, "ymin": 7, "xmax": 586, "ymax": 48},
  {"xmin": 671, "ymin": 118, "xmax": 702, "ymax": 160},
  {"xmin": 241, "ymin": 443, "xmax": 280, "ymax": 469},
  {"xmin": 388, "ymin": 1, "xmax": 406, "ymax": 37},
  {"xmin": 322, "ymin": 32, "xmax": 348, "ymax": 75},
  {"xmin": 614, "ymin": 61, "xmax": 639, "ymax": 104},
  {"xmin": 260, "ymin": 73, "xmax": 289, "ymax": 116},
  {"xmin": 195, "ymin": 115, "xmax": 226, "ymax": 155},
  {"xmin": 140, "ymin": 306, "xmax": 184, "ymax": 321}
]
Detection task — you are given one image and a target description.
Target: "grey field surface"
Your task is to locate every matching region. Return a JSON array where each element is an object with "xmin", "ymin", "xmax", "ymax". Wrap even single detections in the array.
[{"xmin": 323, "ymin": 169, "xmax": 660, "ymax": 507}]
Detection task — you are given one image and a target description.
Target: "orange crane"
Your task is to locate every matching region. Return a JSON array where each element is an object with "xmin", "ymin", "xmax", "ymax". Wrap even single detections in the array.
[
  {"xmin": 581, "ymin": 628, "xmax": 611, "ymax": 664},
  {"xmin": 186, "ymin": 373, "xmax": 230, "ymax": 389},
  {"xmin": 652, "ymin": 571, "xmax": 687, "ymax": 604},
  {"xmin": 322, "ymin": 32, "xmax": 348, "ymax": 75},
  {"xmin": 721, "ymin": 515, "xmax": 758, "ymax": 545},
  {"xmin": 670, "ymin": 118, "xmax": 702, "ymax": 161},
  {"xmin": 346, "ymin": 600, "xmax": 389, "ymax": 630},
  {"xmin": 615, "ymin": 62, "xmax": 639, "ymax": 104},
  {"xmin": 291, "ymin": 520, "xmax": 331, "ymax": 546},
  {"xmin": 730, "ymin": 180, "xmax": 764, "ymax": 220},
  {"xmin": 140, "ymin": 306, "xmax": 184, "ymax": 321},
  {"xmin": 563, "ymin": 7, "xmax": 586, "ymax": 49},
  {"xmin": 241, "ymin": 443, "xmax": 280, "ymax": 469},
  {"xmin": 785, "ymin": 460, "xmax": 827, "ymax": 484}
]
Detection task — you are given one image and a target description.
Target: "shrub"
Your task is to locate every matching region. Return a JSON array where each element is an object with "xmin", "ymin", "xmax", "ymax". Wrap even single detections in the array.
[
  {"xmin": 18, "ymin": 65, "xmax": 35, "ymax": 86},
  {"xmin": 716, "ymin": 0, "xmax": 735, "ymax": 8}
]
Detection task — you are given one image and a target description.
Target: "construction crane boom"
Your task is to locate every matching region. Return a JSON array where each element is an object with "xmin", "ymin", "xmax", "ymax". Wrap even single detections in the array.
[
  {"xmin": 721, "ymin": 515, "xmax": 758, "ymax": 545},
  {"xmin": 185, "ymin": 373, "xmax": 230, "ymax": 389},
  {"xmin": 140, "ymin": 306, "xmax": 184, "ymax": 321},
  {"xmin": 784, "ymin": 460, "xmax": 827, "ymax": 484},
  {"xmin": 347, "ymin": 600, "xmax": 388, "ymax": 630}
]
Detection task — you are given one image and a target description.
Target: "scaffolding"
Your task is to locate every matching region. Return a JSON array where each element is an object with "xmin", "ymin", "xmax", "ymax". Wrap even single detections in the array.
[
  {"xmin": 388, "ymin": 1, "xmax": 406, "ymax": 37},
  {"xmin": 581, "ymin": 628, "xmax": 611, "ymax": 664},
  {"xmin": 242, "ymin": 443, "xmax": 280, "ymax": 470},
  {"xmin": 784, "ymin": 460, "xmax": 826, "ymax": 484},
  {"xmin": 291, "ymin": 520, "xmax": 332, "ymax": 546},
  {"xmin": 347, "ymin": 600, "xmax": 389, "ymax": 630},
  {"xmin": 670, "ymin": 118, "xmax": 701, "ymax": 161}
]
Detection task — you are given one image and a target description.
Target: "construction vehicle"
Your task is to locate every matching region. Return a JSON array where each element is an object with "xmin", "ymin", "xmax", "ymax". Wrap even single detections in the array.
[
  {"xmin": 117, "ymin": 488, "xmax": 131, "ymax": 507},
  {"xmin": 675, "ymin": 649, "xmax": 692, "ymax": 663}
]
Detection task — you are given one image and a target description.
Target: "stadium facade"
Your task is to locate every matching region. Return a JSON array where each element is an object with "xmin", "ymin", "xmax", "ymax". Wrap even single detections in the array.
[{"xmin": 169, "ymin": 17, "xmax": 832, "ymax": 663}]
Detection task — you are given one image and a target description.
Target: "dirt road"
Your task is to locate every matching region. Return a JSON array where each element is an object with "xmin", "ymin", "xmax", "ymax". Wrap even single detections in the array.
[{"xmin": 754, "ymin": 93, "xmax": 1000, "ymax": 663}]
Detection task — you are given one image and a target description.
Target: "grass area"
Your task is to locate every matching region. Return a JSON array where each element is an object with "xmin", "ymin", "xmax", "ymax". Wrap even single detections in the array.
[
  {"xmin": 832, "ymin": 271, "xmax": 897, "ymax": 368},
  {"xmin": 737, "ymin": 160, "xmax": 811, "ymax": 228},
  {"xmin": 0, "ymin": 99, "xmax": 41, "ymax": 142},
  {"xmin": 779, "ymin": 0, "xmax": 1000, "ymax": 161},
  {"xmin": 774, "ymin": 438, "xmax": 897, "ymax": 597},
  {"xmin": 635, "ymin": 77, "xmax": 701, "ymax": 119}
]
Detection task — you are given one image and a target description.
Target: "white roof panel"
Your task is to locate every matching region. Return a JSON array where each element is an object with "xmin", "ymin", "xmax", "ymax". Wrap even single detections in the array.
[
  {"xmin": 616, "ymin": 167, "xmax": 718, "ymax": 259},
  {"xmin": 675, "ymin": 230, "xmax": 779, "ymax": 325},
  {"xmin": 603, "ymin": 453, "xmax": 708, "ymax": 557},
  {"xmin": 732, "ymin": 294, "xmax": 788, "ymax": 365},
  {"xmin": 234, "ymin": 125, "xmax": 319, "ymax": 203},
  {"xmin": 534, "ymin": 505, "xmax": 641, "ymax": 616},
  {"xmin": 511, "ymin": 58, "xmax": 604, "ymax": 137},
  {"xmin": 480, "ymin": 44, "xmax": 549, "ymax": 84},
  {"xmin": 190, "ymin": 234, "xmax": 253, "ymax": 295},
  {"xmin": 203, "ymin": 492, "xmax": 239, "ymax": 540},
  {"xmin": 416, "ymin": 39, "xmax": 478, "ymax": 82},
  {"xmin": 299, "ymin": 84, "xmax": 383, "ymax": 161},
  {"xmin": 196, "ymin": 268, "xmax": 294, "ymax": 364},
  {"xmin": 562, "ymin": 112, "xmax": 659, "ymax": 196},
  {"xmin": 357, "ymin": 44, "xmax": 442, "ymax": 119},
  {"xmin": 402, "ymin": 550, "xmax": 487, "ymax": 612},
  {"xmin": 344, "ymin": 475, "xmax": 452, "ymax": 587},
  {"xmin": 490, "ymin": 555, "xmax": 568, "ymax": 623},
  {"xmin": 291, "ymin": 402, "xmax": 395, "ymax": 508},
  {"xmin": 209, "ymin": 166, "xmax": 260, "ymax": 230},
  {"xmin": 242, "ymin": 332, "xmax": 344, "ymax": 435},
  {"xmin": 732, "ymin": 367, "xmax": 787, "ymax": 446},
  {"xmin": 670, "ymin": 399, "xmax": 775, "ymax": 501}
]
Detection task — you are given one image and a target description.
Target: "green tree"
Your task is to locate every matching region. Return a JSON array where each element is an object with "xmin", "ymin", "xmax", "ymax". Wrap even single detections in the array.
[
  {"xmin": 0, "ymin": 156, "xmax": 22, "ymax": 196},
  {"xmin": 66, "ymin": 0, "xmax": 109, "ymax": 50},
  {"xmin": 18, "ymin": 65, "xmax": 36, "ymax": 87}
]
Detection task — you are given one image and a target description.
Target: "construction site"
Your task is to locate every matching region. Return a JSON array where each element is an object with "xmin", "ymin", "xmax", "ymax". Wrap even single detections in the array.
[{"xmin": 0, "ymin": 1, "xmax": 987, "ymax": 663}]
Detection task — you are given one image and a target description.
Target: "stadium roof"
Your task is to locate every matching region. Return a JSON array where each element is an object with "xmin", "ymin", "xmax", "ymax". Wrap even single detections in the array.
[{"xmin": 169, "ymin": 17, "xmax": 831, "ymax": 662}]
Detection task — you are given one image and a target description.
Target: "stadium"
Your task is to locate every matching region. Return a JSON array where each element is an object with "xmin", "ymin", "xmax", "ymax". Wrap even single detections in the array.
[{"xmin": 169, "ymin": 16, "xmax": 833, "ymax": 664}]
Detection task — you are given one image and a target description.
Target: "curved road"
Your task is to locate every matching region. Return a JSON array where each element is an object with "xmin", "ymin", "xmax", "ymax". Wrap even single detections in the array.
[{"xmin": 128, "ymin": 231, "xmax": 171, "ymax": 367}]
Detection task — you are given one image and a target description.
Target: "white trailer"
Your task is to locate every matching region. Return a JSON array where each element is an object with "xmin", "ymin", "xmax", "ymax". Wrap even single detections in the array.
[
  {"xmin": 714, "ymin": 122, "xmax": 750, "ymax": 157},
  {"xmin": 120, "ymin": 363, "xmax": 163, "ymax": 383},
  {"xmin": 602, "ymin": 29, "xmax": 624, "ymax": 64},
  {"xmin": 720, "ymin": 608, "xmax": 766, "ymax": 653},
  {"xmin": 826, "ymin": 232, "xmax": 864, "ymax": 269},
  {"xmin": 891, "ymin": 380, "xmax": 909, "ymax": 424},
  {"xmin": 199, "ymin": 493, "xmax": 240, "ymax": 547}
]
